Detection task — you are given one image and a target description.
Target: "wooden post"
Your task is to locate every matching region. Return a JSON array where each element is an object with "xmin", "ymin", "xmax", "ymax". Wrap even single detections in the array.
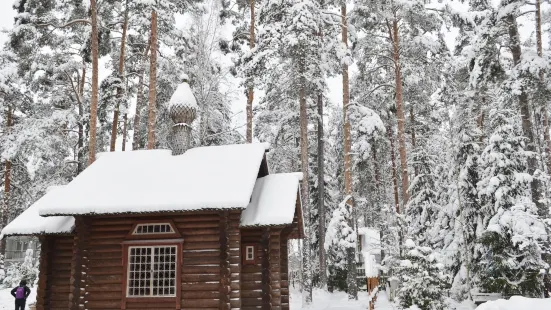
[
  {"xmin": 270, "ymin": 230, "xmax": 282, "ymax": 310},
  {"xmin": 219, "ymin": 212, "xmax": 231, "ymax": 310},
  {"xmin": 36, "ymin": 237, "xmax": 52, "ymax": 310},
  {"xmin": 261, "ymin": 228, "xmax": 271, "ymax": 310},
  {"xmin": 68, "ymin": 217, "xmax": 89, "ymax": 310},
  {"xmin": 229, "ymin": 211, "xmax": 242, "ymax": 309}
]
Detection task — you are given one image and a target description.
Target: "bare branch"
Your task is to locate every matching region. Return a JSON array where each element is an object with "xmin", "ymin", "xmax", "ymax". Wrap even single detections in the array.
[{"xmin": 35, "ymin": 19, "xmax": 91, "ymax": 29}]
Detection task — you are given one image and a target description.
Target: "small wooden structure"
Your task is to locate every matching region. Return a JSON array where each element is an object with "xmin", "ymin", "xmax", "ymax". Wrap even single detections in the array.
[
  {"xmin": 357, "ymin": 228, "xmax": 381, "ymax": 310},
  {"xmin": 1, "ymin": 81, "xmax": 304, "ymax": 310}
]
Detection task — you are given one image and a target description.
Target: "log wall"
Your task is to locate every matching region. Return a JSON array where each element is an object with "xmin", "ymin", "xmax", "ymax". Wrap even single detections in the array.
[
  {"xmin": 280, "ymin": 238, "xmax": 289, "ymax": 310},
  {"xmin": 241, "ymin": 228, "xmax": 263, "ymax": 310},
  {"xmin": 36, "ymin": 212, "xmax": 294, "ymax": 310},
  {"xmin": 240, "ymin": 228, "xmax": 287, "ymax": 310},
  {"xmin": 37, "ymin": 212, "xmax": 244, "ymax": 310},
  {"xmin": 35, "ymin": 235, "xmax": 73, "ymax": 310}
]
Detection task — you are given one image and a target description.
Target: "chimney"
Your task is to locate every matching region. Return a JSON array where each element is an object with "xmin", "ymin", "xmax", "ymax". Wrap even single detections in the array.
[{"xmin": 168, "ymin": 75, "xmax": 197, "ymax": 155}]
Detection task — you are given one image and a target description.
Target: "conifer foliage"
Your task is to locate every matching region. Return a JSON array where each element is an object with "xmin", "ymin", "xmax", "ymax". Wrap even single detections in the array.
[{"xmin": 3, "ymin": 0, "xmax": 551, "ymax": 305}]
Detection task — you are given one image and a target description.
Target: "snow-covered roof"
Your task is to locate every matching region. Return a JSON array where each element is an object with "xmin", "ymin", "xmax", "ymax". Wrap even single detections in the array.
[
  {"xmin": 2, "ymin": 142, "xmax": 304, "ymax": 238},
  {"xmin": 0, "ymin": 186, "xmax": 74, "ymax": 238},
  {"xmin": 240, "ymin": 173, "xmax": 302, "ymax": 227},
  {"xmin": 39, "ymin": 143, "xmax": 269, "ymax": 216}
]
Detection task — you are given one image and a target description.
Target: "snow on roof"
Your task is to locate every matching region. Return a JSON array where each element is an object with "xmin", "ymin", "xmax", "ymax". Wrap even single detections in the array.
[
  {"xmin": 1, "ymin": 186, "xmax": 74, "ymax": 238},
  {"xmin": 359, "ymin": 227, "xmax": 381, "ymax": 255},
  {"xmin": 240, "ymin": 173, "xmax": 300, "ymax": 227},
  {"xmin": 39, "ymin": 143, "xmax": 269, "ymax": 216}
]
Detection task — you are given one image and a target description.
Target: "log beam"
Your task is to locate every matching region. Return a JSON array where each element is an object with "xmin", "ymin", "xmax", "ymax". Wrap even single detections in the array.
[
  {"xmin": 220, "ymin": 211, "xmax": 231, "ymax": 310},
  {"xmin": 270, "ymin": 229, "xmax": 282, "ymax": 310},
  {"xmin": 36, "ymin": 236, "xmax": 52, "ymax": 310},
  {"xmin": 69, "ymin": 216, "xmax": 89, "ymax": 310},
  {"xmin": 280, "ymin": 230, "xmax": 290, "ymax": 310},
  {"xmin": 229, "ymin": 211, "xmax": 242, "ymax": 309},
  {"xmin": 262, "ymin": 228, "xmax": 271, "ymax": 310}
]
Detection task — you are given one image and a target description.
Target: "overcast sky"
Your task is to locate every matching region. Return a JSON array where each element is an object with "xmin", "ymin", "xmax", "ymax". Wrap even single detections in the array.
[{"xmin": 0, "ymin": 1, "xmax": 16, "ymax": 47}]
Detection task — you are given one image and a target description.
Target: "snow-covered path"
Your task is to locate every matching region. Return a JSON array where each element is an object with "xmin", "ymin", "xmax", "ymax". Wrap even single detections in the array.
[
  {"xmin": 374, "ymin": 291, "xmax": 397, "ymax": 310},
  {"xmin": 290, "ymin": 288, "xmax": 372, "ymax": 309},
  {"xmin": 289, "ymin": 288, "xmax": 397, "ymax": 310}
]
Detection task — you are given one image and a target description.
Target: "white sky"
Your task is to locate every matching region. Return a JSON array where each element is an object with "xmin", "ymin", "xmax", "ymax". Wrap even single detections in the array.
[{"xmin": 0, "ymin": 1, "xmax": 16, "ymax": 47}]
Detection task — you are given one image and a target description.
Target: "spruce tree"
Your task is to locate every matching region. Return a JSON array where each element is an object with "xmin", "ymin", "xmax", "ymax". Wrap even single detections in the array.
[{"xmin": 475, "ymin": 93, "xmax": 547, "ymax": 297}]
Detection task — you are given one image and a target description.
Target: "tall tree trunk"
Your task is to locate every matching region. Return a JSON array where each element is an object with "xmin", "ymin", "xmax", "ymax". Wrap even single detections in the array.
[
  {"xmin": 132, "ymin": 39, "xmax": 151, "ymax": 151},
  {"xmin": 110, "ymin": 5, "xmax": 128, "ymax": 152},
  {"xmin": 89, "ymin": 0, "xmax": 99, "ymax": 165},
  {"xmin": 341, "ymin": 4, "xmax": 358, "ymax": 300},
  {"xmin": 391, "ymin": 18, "xmax": 409, "ymax": 205},
  {"xmin": 77, "ymin": 64, "xmax": 86, "ymax": 174},
  {"xmin": 317, "ymin": 93, "xmax": 327, "ymax": 287},
  {"xmin": 388, "ymin": 124, "xmax": 400, "ymax": 214},
  {"xmin": 246, "ymin": 0, "xmax": 255, "ymax": 143},
  {"xmin": 122, "ymin": 114, "xmax": 128, "ymax": 151},
  {"xmin": 147, "ymin": 10, "xmax": 158, "ymax": 150},
  {"xmin": 535, "ymin": 0, "xmax": 551, "ymax": 174},
  {"xmin": 0, "ymin": 107, "xmax": 13, "ymax": 255},
  {"xmin": 299, "ymin": 85, "xmax": 312, "ymax": 303},
  {"xmin": 410, "ymin": 106, "xmax": 418, "ymax": 177},
  {"xmin": 507, "ymin": 14, "xmax": 545, "ymax": 215}
]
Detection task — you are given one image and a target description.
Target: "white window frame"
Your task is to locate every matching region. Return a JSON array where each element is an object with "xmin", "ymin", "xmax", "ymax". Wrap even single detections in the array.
[
  {"xmin": 245, "ymin": 246, "xmax": 255, "ymax": 261},
  {"xmin": 132, "ymin": 223, "xmax": 175, "ymax": 235},
  {"xmin": 126, "ymin": 245, "xmax": 178, "ymax": 298}
]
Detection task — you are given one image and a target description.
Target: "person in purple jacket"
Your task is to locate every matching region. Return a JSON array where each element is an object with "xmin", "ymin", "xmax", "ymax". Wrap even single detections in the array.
[{"xmin": 10, "ymin": 280, "xmax": 30, "ymax": 310}]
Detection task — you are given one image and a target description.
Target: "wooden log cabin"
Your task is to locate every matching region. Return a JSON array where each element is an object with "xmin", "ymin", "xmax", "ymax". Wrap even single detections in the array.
[{"xmin": 1, "ymin": 80, "xmax": 304, "ymax": 310}]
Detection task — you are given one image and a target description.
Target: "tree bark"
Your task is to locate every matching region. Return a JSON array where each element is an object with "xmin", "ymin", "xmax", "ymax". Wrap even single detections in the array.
[
  {"xmin": 147, "ymin": 10, "xmax": 158, "ymax": 150},
  {"xmin": 388, "ymin": 124, "xmax": 400, "ymax": 214},
  {"xmin": 110, "ymin": 5, "xmax": 128, "ymax": 152},
  {"xmin": 0, "ymin": 107, "xmax": 13, "ymax": 255},
  {"xmin": 132, "ymin": 39, "xmax": 151, "ymax": 151},
  {"xmin": 77, "ymin": 65, "xmax": 86, "ymax": 174},
  {"xmin": 391, "ymin": 18, "xmax": 409, "ymax": 205},
  {"xmin": 507, "ymin": 14, "xmax": 545, "ymax": 215},
  {"xmin": 89, "ymin": 0, "xmax": 99, "ymax": 164},
  {"xmin": 410, "ymin": 106, "xmax": 418, "ymax": 177},
  {"xmin": 535, "ymin": 0, "xmax": 551, "ymax": 174},
  {"xmin": 317, "ymin": 93, "xmax": 327, "ymax": 287},
  {"xmin": 122, "ymin": 114, "xmax": 128, "ymax": 151},
  {"xmin": 246, "ymin": 0, "xmax": 255, "ymax": 143}
]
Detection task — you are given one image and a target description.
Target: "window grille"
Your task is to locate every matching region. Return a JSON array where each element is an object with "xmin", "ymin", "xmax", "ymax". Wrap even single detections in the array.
[
  {"xmin": 245, "ymin": 246, "xmax": 254, "ymax": 260},
  {"xmin": 133, "ymin": 223, "xmax": 175, "ymax": 235},
  {"xmin": 127, "ymin": 246, "xmax": 177, "ymax": 297}
]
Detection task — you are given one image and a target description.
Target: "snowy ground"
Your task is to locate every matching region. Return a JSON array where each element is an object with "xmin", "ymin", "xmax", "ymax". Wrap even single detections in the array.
[
  {"xmin": 290, "ymin": 288, "xmax": 393, "ymax": 310},
  {"xmin": 0, "ymin": 286, "xmax": 548, "ymax": 310}
]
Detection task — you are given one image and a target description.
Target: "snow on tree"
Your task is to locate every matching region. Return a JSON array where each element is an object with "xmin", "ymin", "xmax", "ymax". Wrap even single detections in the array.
[
  {"xmin": 325, "ymin": 196, "xmax": 357, "ymax": 292},
  {"xmin": 3, "ymin": 246, "xmax": 38, "ymax": 288},
  {"xmin": 474, "ymin": 92, "xmax": 548, "ymax": 297},
  {"xmin": 396, "ymin": 239, "xmax": 450, "ymax": 310}
]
